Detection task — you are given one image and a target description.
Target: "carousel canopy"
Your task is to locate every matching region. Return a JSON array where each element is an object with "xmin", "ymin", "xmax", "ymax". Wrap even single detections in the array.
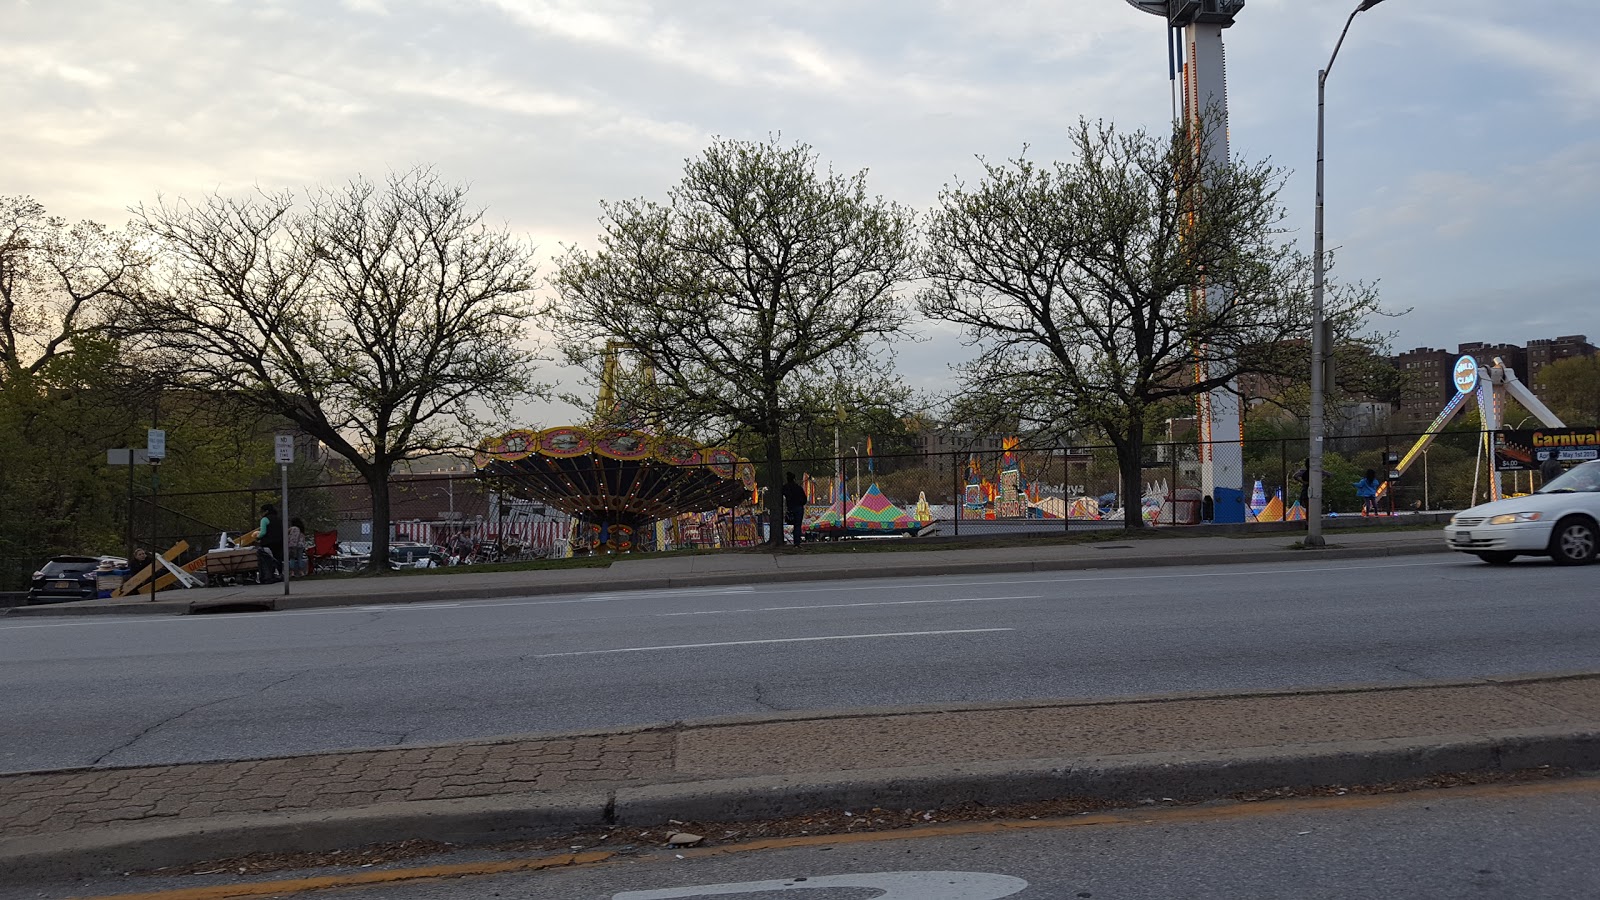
[{"xmin": 475, "ymin": 427, "xmax": 756, "ymax": 523}]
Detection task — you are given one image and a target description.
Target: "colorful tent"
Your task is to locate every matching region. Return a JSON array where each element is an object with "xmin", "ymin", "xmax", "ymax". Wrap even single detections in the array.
[
  {"xmin": 846, "ymin": 483, "xmax": 915, "ymax": 530},
  {"xmin": 1257, "ymin": 491, "xmax": 1285, "ymax": 523},
  {"xmin": 1285, "ymin": 500, "xmax": 1306, "ymax": 521},
  {"xmin": 1249, "ymin": 480, "xmax": 1268, "ymax": 518},
  {"xmin": 1068, "ymin": 497, "xmax": 1102, "ymax": 519}
]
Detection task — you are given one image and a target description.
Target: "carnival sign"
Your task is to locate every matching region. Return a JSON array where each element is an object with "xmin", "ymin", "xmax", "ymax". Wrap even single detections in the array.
[{"xmin": 1496, "ymin": 427, "xmax": 1600, "ymax": 471}]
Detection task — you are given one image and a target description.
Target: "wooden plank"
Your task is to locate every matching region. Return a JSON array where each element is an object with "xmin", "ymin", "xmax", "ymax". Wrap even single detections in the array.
[{"xmin": 112, "ymin": 541, "xmax": 189, "ymax": 597}]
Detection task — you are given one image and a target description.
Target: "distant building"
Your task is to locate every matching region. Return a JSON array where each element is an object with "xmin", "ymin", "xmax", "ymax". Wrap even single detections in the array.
[
  {"xmin": 1392, "ymin": 347, "xmax": 1455, "ymax": 433},
  {"xmin": 1389, "ymin": 335, "xmax": 1596, "ymax": 430},
  {"xmin": 1526, "ymin": 335, "xmax": 1596, "ymax": 395},
  {"xmin": 1456, "ymin": 341, "xmax": 1527, "ymax": 385}
]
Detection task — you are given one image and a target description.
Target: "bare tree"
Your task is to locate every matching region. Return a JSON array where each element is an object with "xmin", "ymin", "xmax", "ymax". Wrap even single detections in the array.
[
  {"xmin": 920, "ymin": 119, "xmax": 1384, "ymax": 528},
  {"xmin": 0, "ymin": 196, "xmax": 145, "ymax": 385},
  {"xmin": 132, "ymin": 168, "xmax": 543, "ymax": 571},
  {"xmin": 548, "ymin": 137, "xmax": 918, "ymax": 546}
]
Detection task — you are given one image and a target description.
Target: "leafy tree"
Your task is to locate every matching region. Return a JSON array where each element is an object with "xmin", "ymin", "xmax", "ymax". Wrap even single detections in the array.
[
  {"xmin": 919, "ymin": 118, "xmax": 1384, "ymax": 528},
  {"xmin": 1536, "ymin": 355, "xmax": 1600, "ymax": 427},
  {"xmin": 0, "ymin": 198, "xmax": 152, "ymax": 586},
  {"xmin": 130, "ymin": 168, "xmax": 543, "ymax": 572},
  {"xmin": 549, "ymin": 137, "xmax": 918, "ymax": 546}
]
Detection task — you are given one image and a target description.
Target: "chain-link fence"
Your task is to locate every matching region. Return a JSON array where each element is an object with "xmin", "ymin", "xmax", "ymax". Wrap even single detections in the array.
[{"xmin": 0, "ymin": 428, "xmax": 1547, "ymax": 591}]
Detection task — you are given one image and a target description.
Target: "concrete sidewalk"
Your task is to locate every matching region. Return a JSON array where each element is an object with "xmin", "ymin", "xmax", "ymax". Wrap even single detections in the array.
[
  {"xmin": 5, "ymin": 671, "xmax": 1597, "ymax": 879},
  {"xmin": 4, "ymin": 523, "xmax": 1453, "ymax": 618}
]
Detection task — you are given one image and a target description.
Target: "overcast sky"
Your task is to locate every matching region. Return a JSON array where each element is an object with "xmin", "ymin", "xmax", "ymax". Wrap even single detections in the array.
[{"xmin": 5, "ymin": 0, "xmax": 1595, "ymax": 424}]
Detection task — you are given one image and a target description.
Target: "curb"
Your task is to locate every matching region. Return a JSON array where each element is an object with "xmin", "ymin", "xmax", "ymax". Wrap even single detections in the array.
[
  {"xmin": 3, "ymin": 541, "xmax": 1453, "ymax": 618},
  {"xmin": 6, "ymin": 726, "xmax": 1595, "ymax": 881}
]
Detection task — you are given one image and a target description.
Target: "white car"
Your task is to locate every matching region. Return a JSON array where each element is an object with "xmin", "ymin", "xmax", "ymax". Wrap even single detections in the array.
[{"xmin": 1445, "ymin": 459, "xmax": 1600, "ymax": 565}]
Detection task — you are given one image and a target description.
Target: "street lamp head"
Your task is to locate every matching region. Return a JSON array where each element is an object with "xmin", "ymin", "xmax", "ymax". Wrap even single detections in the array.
[{"xmin": 1356, "ymin": 0, "xmax": 1387, "ymax": 10}]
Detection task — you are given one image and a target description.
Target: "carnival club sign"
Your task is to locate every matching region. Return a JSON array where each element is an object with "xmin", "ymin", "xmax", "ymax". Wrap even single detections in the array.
[
  {"xmin": 1495, "ymin": 427, "xmax": 1600, "ymax": 472},
  {"xmin": 1453, "ymin": 354, "xmax": 1479, "ymax": 394}
]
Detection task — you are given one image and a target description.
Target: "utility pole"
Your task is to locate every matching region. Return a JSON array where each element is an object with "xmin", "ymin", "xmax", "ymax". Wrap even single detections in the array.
[
  {"xmin": 146, "ymin": 428, "xmax": 166, "ymax": 601},
  {"xmin": 275, "ymin": 434, "xmax": 294, "ymax": 596},
  {"xmin": 1308, "ymin": 0, "xmax": 1390, "ymax": 547}
]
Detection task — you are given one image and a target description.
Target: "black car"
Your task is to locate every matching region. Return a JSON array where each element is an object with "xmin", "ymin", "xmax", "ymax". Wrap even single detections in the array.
[{"xmin": 27, "ymin": 556, "xmax": 108, "ymax": 604}]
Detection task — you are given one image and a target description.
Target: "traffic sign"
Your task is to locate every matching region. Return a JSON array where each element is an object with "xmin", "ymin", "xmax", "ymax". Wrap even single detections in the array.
[
  {"xmin": 275, "ymin": 434, "xmax": 295, "ymax": 464},
  {"xmin": 107, "ymin": 449, "xmax": 150, "ymax": 466},
  {"xmin": 146, "ymin": 429, "xmax": 166, "ymax": 460}
]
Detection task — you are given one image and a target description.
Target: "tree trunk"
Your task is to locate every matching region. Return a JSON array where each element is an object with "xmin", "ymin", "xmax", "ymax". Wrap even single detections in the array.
[
  {"xmin": 365, "ymin": 462, "xmax": 394, "ymax": 574},
  {"xmin": 765, "ymin": 429, "xmax": 785, "ymax": 549},
  {"xmin": 1117, "ymin": 426, "xmax": 1147, "ymax": 531}
]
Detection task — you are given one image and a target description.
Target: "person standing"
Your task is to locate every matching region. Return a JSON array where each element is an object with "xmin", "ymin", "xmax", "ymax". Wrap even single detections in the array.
[
  {"xmin": 781, "ymin": 471, "xmax": 808, "ymax": 547},
  {"xmin": 1354, "ymin": 469, "xmax": 1382, "ymax": 518},
  {"xmin": 287, "ymin": 518, "xmax": 307, "ymax": 577},
  {"xmin": 258, "ymin": 504, "xmax": 284, "ymax": 583},
  {"xmin": 1540, "ymin": 454, "xmax": 1563, "ymax": 488}
]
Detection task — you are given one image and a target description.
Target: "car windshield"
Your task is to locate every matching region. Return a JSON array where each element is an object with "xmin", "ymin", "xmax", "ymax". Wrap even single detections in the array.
[
  {"xmin": 42, "ymin": 560, "xmax": 98, "ymax": 576},
  {"xmin": 1537, "ymin": 460, "xmax": 1600, "ymax": 494},
  {"xmin": 391, "ymin": 547, "xmax": 429, "ymax": 561}
]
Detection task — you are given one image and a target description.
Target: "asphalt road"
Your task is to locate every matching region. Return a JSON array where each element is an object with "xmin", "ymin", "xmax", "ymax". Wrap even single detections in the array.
[
  {"xmin": 20, "ymin": 777, "xmax": 1600, "ymax": 899},
  {"xmin": 3, "ymin": 553, "xmax": 1598, "ymax": 772}
]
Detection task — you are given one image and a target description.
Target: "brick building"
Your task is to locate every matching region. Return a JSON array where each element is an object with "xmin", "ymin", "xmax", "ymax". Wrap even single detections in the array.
[
  {"xmin": 1526, "ymin": 335, "xmax": 1597, "ymax": 392},
  {"xmin": 1392, "ymin": 347, "xmax": 1455, "ymax": 432},
  {"xmin": 1391, "ymin": 335, "xmax": 1595, "ymax": 431}
]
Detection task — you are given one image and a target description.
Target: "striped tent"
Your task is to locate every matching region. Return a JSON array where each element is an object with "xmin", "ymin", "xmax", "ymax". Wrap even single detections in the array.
[
  {"xmin": 1249, "ymin": 480, "xmax": 1269, "ymax": 518},
  {"xmin": 804, "ymin": 504, "xmax": 844, "ymax": 530},
  {"xmin": 845, "ymin": 483, "xmax": 914, "ymax": 530}
]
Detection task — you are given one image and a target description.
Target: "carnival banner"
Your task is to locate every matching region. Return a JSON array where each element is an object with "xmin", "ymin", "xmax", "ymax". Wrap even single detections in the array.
[{"xmin": 1496, "ymin": 428, "xmax": 1600, "ymax": 471}]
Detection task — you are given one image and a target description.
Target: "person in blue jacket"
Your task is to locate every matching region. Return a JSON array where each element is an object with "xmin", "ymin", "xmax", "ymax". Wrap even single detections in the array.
[{"xmin": 1354, "ymin": 469, "xmax": 1382, "ymax": 517}]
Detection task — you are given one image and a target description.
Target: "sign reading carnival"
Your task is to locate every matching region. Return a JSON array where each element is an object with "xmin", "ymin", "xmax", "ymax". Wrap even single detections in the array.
[{"xmin": 1495, "ymin": 427, "xmax": 1600, "ymax": 472}]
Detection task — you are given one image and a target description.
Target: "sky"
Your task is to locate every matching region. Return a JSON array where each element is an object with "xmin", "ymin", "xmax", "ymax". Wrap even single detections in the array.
[{"xmin": 5, "ymin": 0, "xmax": 1595, "ymax": 425}]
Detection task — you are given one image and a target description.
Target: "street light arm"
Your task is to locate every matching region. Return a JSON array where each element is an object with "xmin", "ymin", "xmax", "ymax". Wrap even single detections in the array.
[{"xmin": 1323, "ymin": 7, "xmax": 1362, "ymax": 81}]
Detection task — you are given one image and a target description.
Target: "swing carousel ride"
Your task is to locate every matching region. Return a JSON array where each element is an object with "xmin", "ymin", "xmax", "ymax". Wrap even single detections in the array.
[{"xmin": 474, "ymin": 348, "xmax": 756, "ymax": 553}]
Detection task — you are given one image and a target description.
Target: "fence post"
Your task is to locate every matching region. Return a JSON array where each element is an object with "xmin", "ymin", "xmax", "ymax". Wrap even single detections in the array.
[
  {"xmin": 951, "ymin": 450, "xmax": 960, "ymax": 537},
  {"xmin": 1168, "ymin": 443, "xmax": 1177, "ymax": 526},
  {"xmin": 1063, "ymin": 447, "xmax": 1071, "ymax": 534},
  {"xmin": 1385, "ymin": 434, "xmax": 1394, "ymax": 516},
  {"xmin": 1279, "ymin": 438, "xmax": 1287, "ymax": 509}
]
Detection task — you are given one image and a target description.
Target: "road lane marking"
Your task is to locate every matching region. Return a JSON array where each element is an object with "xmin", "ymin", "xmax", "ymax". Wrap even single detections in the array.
[
  {"xmin": 614, "ymin": 871, "xmax": 1029, "ymax": 898},
  {"xmin": 530, "ymin": 628, "xmax": 1014, "ymax": 658},
  {"xmin": 64, "ymin": 851, "xmax": 617, "ymax": 900},
  {"xmin": 656, "ymin": 597, "xmax": 1041, "ymax": 617}
]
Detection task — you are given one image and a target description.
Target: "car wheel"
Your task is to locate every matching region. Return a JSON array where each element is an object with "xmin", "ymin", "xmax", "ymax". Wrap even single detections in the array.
[
  {"xmin": 1476, "ymin": 551, "xmax": 1517, "ymax": 565},
  {"xmin": 1549, "ymin": 517, "xmax": 1598, "ymax": 566}
]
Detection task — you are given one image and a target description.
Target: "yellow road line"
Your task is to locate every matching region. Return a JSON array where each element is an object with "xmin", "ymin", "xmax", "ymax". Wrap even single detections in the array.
[
  {"xmin": 68, "ymin": 851, "xmax": 614, "ymax": 900},
  {"xmin": 71, "ymin": 776, "xmax": 1600, "ymax": 900}
]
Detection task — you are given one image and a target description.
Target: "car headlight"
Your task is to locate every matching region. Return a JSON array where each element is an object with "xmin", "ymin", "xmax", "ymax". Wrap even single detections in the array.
[{"xmin": 1488, "ymin": 512, "xmax": 1543, "ymax": 525}]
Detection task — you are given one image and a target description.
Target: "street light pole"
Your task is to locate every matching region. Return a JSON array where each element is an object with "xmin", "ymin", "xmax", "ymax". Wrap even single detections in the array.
[{"xmin": 1308, "ymin": 0, "xmax": 1388, "ymax": 548}]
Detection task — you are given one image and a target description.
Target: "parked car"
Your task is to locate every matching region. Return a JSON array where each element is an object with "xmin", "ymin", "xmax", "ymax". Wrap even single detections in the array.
[
  {"xmin": 1445, "ymin": 459, "xmax": 1600, "ymax": 565},
  {"xmin": 27, "ymin": 556, "xmax": 114, "ymax": 604}
]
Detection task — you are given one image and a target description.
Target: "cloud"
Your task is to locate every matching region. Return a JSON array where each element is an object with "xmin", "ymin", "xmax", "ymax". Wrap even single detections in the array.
[{"xmin": 1421, "ymin": 15, "xmax": 1600, "ymax": 115}]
